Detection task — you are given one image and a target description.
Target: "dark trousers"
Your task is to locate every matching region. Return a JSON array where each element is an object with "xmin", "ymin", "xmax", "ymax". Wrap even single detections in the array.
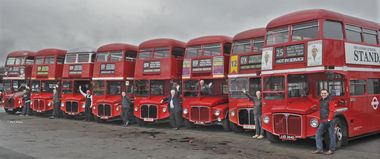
[
  {"xmin": 170, "ymin": 111, "xmax": 183, "ymax": 129},
  {"xmin": 315, "ymin": 121, "xmax": 336, "ymax": 151},
  {"xmin": 85, "ymin": 106, "xmax": 92, "ymax": 121},
  {"xmin": 254, "ymin": 114, "xmax": 264, "ymax": 136},
  {"xmin": 52, "ymin": 102, "xmax": 60, "ymax": 117},
  {"xmin": 21, "ymin": 102, "xmax": 30, "ymax": 115},
  {"xmin": 121, "ymin": 107, "xmax": 133, "ymax": 123}
]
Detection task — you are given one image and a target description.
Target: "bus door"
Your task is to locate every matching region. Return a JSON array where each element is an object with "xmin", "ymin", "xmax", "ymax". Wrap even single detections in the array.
[{"xmin": 349, "ymin": 79, "xmax": 369, "ymax": 136}]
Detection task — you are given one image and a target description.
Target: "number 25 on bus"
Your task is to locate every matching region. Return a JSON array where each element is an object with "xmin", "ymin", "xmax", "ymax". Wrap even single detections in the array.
[{"xmin": 260, "ymin": 9, "xmax": 380, "ymax": 148}]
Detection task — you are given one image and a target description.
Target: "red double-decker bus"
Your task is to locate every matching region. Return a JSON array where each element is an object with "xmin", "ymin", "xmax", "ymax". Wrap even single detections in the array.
[
  {"xmin": 228, "ymin": 28, "xmax": 265, "ymax": 132},
  {"xmin": 260, "ymin": 9, "xmax": 380, "ymax": 148},
  {"xmin": 133, "ymin": 38, "xmax": 185, "ymax": 126},
  {"xmin": 182, "ymin": 36, "xmax": 232, "ymax": 130},
  {"xmin": 2, "ymin": 51, "xmax": 35, "ymax": 114},
  {"xmin": 30, "ymin": 49, "xmax": 66, "ymax": 113},
  {"xmin": 92, "ymin": 43, "xmax": 137, "ymax": 121},
  {"xmin": 60, "ymin": 48, "xmax": 96, "ymax": 117}
]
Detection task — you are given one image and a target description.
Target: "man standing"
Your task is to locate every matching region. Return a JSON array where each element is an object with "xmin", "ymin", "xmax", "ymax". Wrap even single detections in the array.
[
  {"xmin": 79, "ymin": 85, "xmax": 93, "ymax": 121},
  {"xmin": 312, "ymin": 89, "xmax": 336, "ymax": 155},
  {"xmin": 20, "ymin": 87, "xmax": 31, "ymax": 116},
  {"xmin": 50, "ymin": 88, "xmax": 60, "ymax": 119},
  {"xmin": 200, "ymin": 80, "xmax": 212, "ymax": 96},
  {"xmin": 121, "ymin": 91, "xmax": 133, "ymax": 127},
  {"xmin": 242, "ymin": 88, "xmax": 264, "ymax": 139},
  {"xmin": 161, "ymin": 84, "xmax": 182, "ymax": 130}
]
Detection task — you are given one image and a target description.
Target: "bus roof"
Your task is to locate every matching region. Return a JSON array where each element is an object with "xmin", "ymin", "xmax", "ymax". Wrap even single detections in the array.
[
  {"xmin": 186, "ymin": 35, "xmax": 232, "ymax": 47},
  {"xmin": 35, "ymin": 48, "xmax": 66, "ymax": 56},
  {"xmin": 233, "ymin": 28, "xmax": 266, "ymax": 41},
  {"xmin": 7, "ymin": 50, "xmax": 35, "ymax": 57},
  {"xmin": 267, "ymin": 9, "xmax": 379, "ymax": 30},
  {"xmin": 67, "ymin": 47, "xmax": 96, "ymax": 54},
  {"xmin": 139, "ymin": 38, "xmax": 185, "ymax": 49},
  {"xmin": 97, "ymin": 43, "xmax": 138, "ymax": 52}
]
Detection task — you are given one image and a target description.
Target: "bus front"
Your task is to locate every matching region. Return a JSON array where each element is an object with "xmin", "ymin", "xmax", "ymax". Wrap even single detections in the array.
[
  {"xmin": 182, "ymin": 36, "xmax": 232, "ymax": 130},
  {"xmin": 228, "ymin": 28, "xmax": 265, "ymax": 132},
  {"xmin": 133, "ymin": 39, "xmax": 185, "ymax": 126},
  {"xmin": 61, "ymin": 49, "xmax": 95, "ymax": 117},
  {"xmin": 2, "ymin": 51, "xmax": 35, "ymax": 114},
  {"xmin": 92, "ymin": 43, "xmax": 137, "ymax": 121},
  {"xmin": 30, "ymin": 49, "xmax": 66, "ymax": 113}
]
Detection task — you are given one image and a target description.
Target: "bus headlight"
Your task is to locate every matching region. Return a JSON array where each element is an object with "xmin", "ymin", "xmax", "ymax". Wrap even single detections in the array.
[
  {"xmin": 162, "ymin": 107, "xmax": 167, "ymax": 113},
  {"xmin": 48, "ymin": 102, "xmax": 52, "ymax": 107},
  {"xmin": 183, "ymin": 108, "xmax": 188, "ymax": 115},
  {"xmin": 263, "ymin": 115, "xmax": 270, "ymax": 124},
  {"xmin": 214, "ymin": 110, "xmax": 220, "ymax": 117},
  {"xmin": 18, "ymin": 100, "xmax": 21, "ymax": 104},
  {"xmin": 134, "ymin": 107, "xmax": 138, "ymax": 112},
  {"xmin": 61, "ymin": 103, "xmax": 64, "ymax": 107},
  {"xmin": 310, "ymin": 118, "xmax": 319, "ymax": 128},
  {"xmin": 82, "ymin": 103, "xmax": 86, "ymax": 108},
  {"xmin": 116, "ymin": 106, "xmax": 120, "ymax": 111},
  {"xmin": 230, "ymin": 110, "xmax": 235, "ymax": 117},
  {"xmin": 93, "ymin": 106, "xmax": 96, "ymax": 110}
]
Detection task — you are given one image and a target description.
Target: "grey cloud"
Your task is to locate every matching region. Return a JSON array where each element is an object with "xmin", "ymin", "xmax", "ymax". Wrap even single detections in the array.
[{"xmin": 0, "ymin": 0, "xmax": 378, "ymax": 65}]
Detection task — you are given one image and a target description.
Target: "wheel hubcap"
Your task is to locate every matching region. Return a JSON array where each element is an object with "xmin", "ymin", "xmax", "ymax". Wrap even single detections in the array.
[{"xmin": 336, "ymin": 125, "xmax": 343, "ymax": 141}]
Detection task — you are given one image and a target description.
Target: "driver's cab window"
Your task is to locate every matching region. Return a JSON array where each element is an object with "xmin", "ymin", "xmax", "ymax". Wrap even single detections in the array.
[
  {"xmin": 317, "ymin": 80, "xmax": 344, "ymax": 96},
  {"xmin": 288, "ymin": 75, "xmax": 308, "ymax": 98},
  {"xmin": 249, "ymin": 78, "xmax": 261, "ymax": 94},
  {"xmin": 150, "ymin": 80, "xmax": 164, "ymax": 96}
]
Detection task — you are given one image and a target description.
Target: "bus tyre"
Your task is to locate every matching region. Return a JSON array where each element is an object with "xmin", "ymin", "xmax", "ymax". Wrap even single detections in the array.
[
  {"xmin": 184, "ymin": 119, "xmax": 194, "ymax": 129},
  {"xmin": 229, "ymin": 121, "xmax": 243, "ymax": 133},
  {"xmin": 4, "ymin": 108, "xmax": 17, "ymax": 114},
  {"xmin": 135, "ymin": 118, "xmax": 146, "ymax": 126},
  {"xmin": 325, "ymin": 117, "xmax": 348, "ymax": 149},
  {"xmin": 266, "ymin": 132, "xmax": 280, "ymax": 143},
  {"xmin": 222, "ymin": 119, "xmax": 230, "ymax": 131}
]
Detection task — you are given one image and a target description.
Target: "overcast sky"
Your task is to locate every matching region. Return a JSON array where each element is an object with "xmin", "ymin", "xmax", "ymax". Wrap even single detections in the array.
[{"xmin": 0, "ymin": 0, "xmax": 379, "ymax": 65}]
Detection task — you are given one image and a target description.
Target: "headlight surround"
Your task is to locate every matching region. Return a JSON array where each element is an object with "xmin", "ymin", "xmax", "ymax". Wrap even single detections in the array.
[
  {"xmin": 214, "ymin": 110, "xmax": 221, "ymax": 117},
  {"xmin": 263, "ymin": 115, "xmax": 270, "ymax": 124},
  {"xmin": 183, "ymin": 108, "xmax": 188, "ymax": 115},
  {"xmin": 230, "ymin": 110, "xmax": 235, "ymax": 117},
  {"xmin": 162, "ymin": 107, "xmax": 167, "ymax": 113},
  {"xmin": 310, "ymin": 118, "xmax": 319, "ymax": 128}
]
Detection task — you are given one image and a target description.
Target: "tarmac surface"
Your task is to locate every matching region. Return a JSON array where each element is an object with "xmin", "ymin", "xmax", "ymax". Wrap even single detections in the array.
[{"xmin": 0, "ymin": 111, "xmax": 379, "ymax": 159}]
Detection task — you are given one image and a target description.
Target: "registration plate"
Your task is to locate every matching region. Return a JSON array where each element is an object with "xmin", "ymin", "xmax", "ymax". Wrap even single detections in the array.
[
  {"xmin": 243, "ymin": 125, "xmax": 256, "ymax": 129},
  {"xmin": 7, "ymin": 108, "xmax": 13, "ymax": 111},
  {"xmin": 100, "ymin": 117, "xmax": 109, "ymax": 119},
  {"xmin": 143, "ymin": 118, "xmax": 154, "ymax": 122},
  {"xmin": 37, "ymin": 110, "xmax": 42, "ymax": 113},
  {"xmin": 195, "ymin": 121, "xmax": 205, "ymax": 125},
  {"xmin": 279, "ymin": 134, "xmax": 296, "ymax": 140}
]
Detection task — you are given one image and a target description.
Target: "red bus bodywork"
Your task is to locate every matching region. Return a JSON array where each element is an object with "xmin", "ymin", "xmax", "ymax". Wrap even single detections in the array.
[
  {"xmin": 228, "ymin": 28, "xmax": 266, "ymax": 131},
  {"xmin": 60, "ymin": 48, "xmax": 95, "ymax": 117},
  {"xmin": 133, "ymin": 38, "xmax": 185, "ymax": 125},
  {"xmin": 30, "ymin": 49, "xmax": 66, "ymax": 113},
  {"xmin": 260, "ymin": 9, "xmax": 380, "ymax": 147},
  {"xmin": 92, "ymin": 43, "xmax": 137, "ymax": 121},
  {"xmin": 182, "ymin": 36, "xmax": 232, "ymax": 130},
  {"xmin": 2, "ymin": 51, "xmax": 35, "ymax": 114}
]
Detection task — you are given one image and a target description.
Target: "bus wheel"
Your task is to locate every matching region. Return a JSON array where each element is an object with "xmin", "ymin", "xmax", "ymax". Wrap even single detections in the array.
[
  {"xmin": 266, "ymin": 132, "xmax": 280, "ymax": 143},
  {"xmin": 326, "ymin": 117, "xmax": 348, "ymax": 149},
  {"xmin": 135, "ymin": 118, "xmax": 146, "ymax": 126},
  {"xmin": 184, "ymin": 119, "xmax": 194, "ymax": 129},
  {"xmin": 229, "ymin": 121, "xmax": 243, "ymax": 133},
  {"xmin": 222, "ymin": 119, "xmax": 230, "ymax": 131},
  {"xmin": 4, "ymin": 108, "xmax": 17, "ymax": 114}
]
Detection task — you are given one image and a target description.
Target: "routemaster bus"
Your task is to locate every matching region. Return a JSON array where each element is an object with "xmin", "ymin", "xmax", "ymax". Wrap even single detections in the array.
[
  {"xmin": 30, "ymin": 49, "xmax": 66, "ymax": 113},
  {"xmin": 182, "ymin": 35, "xmax": 232, "ymax": 130},
  {"xmin": 61, "ymin": 48, "xmax": 96, "ymax": 118},
  {"xmin": 260, "ymin": 9, "xmax": 380, "ymax": 148},
  {"xmin": 134, "ymin": 38, "xmax": 185, "ymax": 126},
  {"xmin": 228, "ymin": 28, "xmax": 265, "ymax": 132},
  {"xmin": 92, "ymin": 43, "xmax": 137, "ymax": 122},
  {"xmin": 2, "ymin": 51, "xmax": 35, "ymax": 114}
]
